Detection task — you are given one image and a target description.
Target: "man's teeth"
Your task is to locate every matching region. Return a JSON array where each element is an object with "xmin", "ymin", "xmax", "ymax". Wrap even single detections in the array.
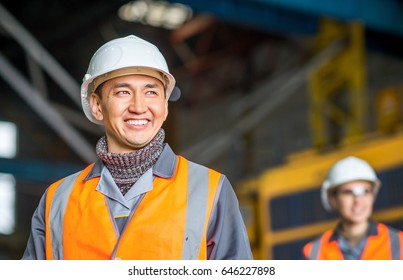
[{"xmin": 127, "ymin": 120, "xmax": 147, "ymax": 125}]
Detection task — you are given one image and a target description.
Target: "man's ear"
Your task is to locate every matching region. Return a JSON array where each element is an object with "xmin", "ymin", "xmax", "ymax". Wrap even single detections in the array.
[
  {"xmin": 164, "ymin": 100, "xmax": 169, "ymax": 121},
  {"xmin": 89, "ymin": 93, "xmax": 104, "ymax": 122}
]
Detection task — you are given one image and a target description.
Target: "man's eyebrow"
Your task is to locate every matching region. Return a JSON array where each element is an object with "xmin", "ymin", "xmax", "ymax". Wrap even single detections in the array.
[
  {"xmin": 144, "ymin": 82, "xmax": 161, "ymax": 88},
  {"xmin": 112, "ymin": 82, "xmax": 161, "ymax": 88},
  {"xmin": 113, "ymin": 82, "xmax": 131, "ymax": 88}
]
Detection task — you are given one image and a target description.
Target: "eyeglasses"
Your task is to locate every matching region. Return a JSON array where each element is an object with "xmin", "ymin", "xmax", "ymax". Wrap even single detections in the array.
[{"xmin": 333, "ymin": 187, "xmax": 373, "ymax": 198}]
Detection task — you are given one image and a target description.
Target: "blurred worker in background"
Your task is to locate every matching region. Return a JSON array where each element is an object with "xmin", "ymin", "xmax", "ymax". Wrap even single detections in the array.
[
  {"xmin": 303, "ymin": 156, "xmax": 403, "ymax": 259},
  {"xmin": 22, "ymin": 35, "xmax": 252, "ymax": 260}
]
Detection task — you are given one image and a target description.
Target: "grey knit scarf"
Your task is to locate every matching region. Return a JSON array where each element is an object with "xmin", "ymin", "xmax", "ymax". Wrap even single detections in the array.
[{"xmin": 96, "ymin": 128, "xmax": 165, "ymax": 195}]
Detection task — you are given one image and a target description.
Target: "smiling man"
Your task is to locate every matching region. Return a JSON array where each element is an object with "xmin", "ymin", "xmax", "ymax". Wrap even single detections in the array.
[
  {"xmin": 22, "ymin": 35, "xmax": 253, "ymax": 260},
  {"xmin": 303, "ymin": 156, "xmax": 403, "ymax": 260}
]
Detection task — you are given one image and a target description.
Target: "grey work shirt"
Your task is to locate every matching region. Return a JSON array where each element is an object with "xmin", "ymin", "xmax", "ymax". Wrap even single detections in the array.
[{"xmin": 22, "ymin": 144, "xmax": 253, "ymax": 260}]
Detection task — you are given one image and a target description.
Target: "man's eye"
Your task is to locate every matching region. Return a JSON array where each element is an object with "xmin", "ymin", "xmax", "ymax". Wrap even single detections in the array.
[
  {"xmin": 146, "ymin": 90, "xmax": 157, "ymax": 95},
  {"xmin": 117, "ymin": 90, "xmax": 130, "ymax": 95}
]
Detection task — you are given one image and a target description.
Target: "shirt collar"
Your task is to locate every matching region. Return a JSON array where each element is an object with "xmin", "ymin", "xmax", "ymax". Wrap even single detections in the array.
[
  {"xmin": 153, "ymin": 143, "xmax": 177, "ymax": 178},
  {"xmin": 83, "ymin": 143, "xmax": 177, "ymax": 181},
  {"xmin": 329, "ymin": 220, "xmax": 378, "ymax": 242}
]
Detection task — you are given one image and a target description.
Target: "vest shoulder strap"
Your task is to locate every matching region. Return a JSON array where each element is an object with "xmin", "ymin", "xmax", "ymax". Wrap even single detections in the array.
[
  {"xmin": 46, "ymin": 164, "xmax": 94, "ymax": 259},
  {"xmin": 386, "ymin": 225, "xmax": 402, "ymax": 260}
]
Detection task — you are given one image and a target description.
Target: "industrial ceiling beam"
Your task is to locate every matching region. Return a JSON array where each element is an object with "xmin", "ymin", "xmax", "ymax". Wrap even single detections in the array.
[
  {"xmin": 252, "ymin": 0, "xmax": 403, "ymax": 37},
  {"xmin": 0, "ymin": 3, "xmax": 81, "ymax": 107},
  {"xmin": 181, "ymin": 39, "xmax": 344, "ymax": 165},
  {"xmin": 0, "ymin": 52, "xmax": 97, "ymax": 164},
  {"xmin": 171, "ymin": 0, "xmax": 403, "ymax": 37},
  {"xmin": 169, "ymin": 0, "xmax": 318, "ymax": 35}
]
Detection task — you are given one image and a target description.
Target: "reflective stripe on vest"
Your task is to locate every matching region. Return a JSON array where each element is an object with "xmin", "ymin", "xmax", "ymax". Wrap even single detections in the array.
[
  {"xmin": 48, "ymin": 171, "xmax": 82, "ymax": 260},
  {"xmin": 182, "ymin": 160, "xmax": 210, "ymax": 259},
  {"xmin": 304, "ymin": 230, "xmax": 343, "ymax": 260},
  {"xmin": 305, "ymin": 224, "xmax": 402, "ymax": 260},
  {"xmin": 309, "ymin": 237, "xmax": 321, "ymax": 260},
  {"xmin": 45, "ymin": 164, "xmax": 94, "ymax": 260},
  {"xmin": 389, "ymin": 227, "xmax": 401, "ymax": 260},
  {"xmin": 45, "ymin": 157, "xmax": 220, "ymax": 259}
]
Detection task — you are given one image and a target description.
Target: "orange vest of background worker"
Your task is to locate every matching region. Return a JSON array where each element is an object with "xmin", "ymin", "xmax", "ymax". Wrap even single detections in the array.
[
  {"xmin": 44, "ymin": 156, "xmax": 219, "ymax": 260},
  {"xmin": 303, "ymin": 156, "xmax": 403, "ymax": 260},
  {"xmin": 303, "ymin": 222, "xmax": 403, "ymax": 259}
]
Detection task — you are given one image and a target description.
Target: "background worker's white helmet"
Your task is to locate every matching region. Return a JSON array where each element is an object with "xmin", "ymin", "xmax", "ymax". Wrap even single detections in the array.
[
  {"xmin": 321, "ymin": 156, "xmax": 381, "ymax": 211},
  {"xmin": 80, "ymin": 35, "xmax": 176, "ymax": 125}
]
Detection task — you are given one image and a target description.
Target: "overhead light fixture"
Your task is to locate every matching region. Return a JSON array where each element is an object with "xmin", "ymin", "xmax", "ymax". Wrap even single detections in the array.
[
  {"xmin": 0, "ymin": 173, "xmax": 16, "ymax": 235},
  {"xmin": 0, "ymin": 121, "xmax": 17, "ymax": 159},
  {"xmin": 118, "ymin": 0, "xmax": 193, "ymax": 29}
]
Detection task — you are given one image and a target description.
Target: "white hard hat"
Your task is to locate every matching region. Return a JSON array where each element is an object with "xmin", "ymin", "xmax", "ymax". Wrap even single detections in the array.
[
  {"xmin": 321, "ymin": 156, "xmax": 381, "ymax": 211},
  {"xmin": 80, "ymin": 35, "xmax": 177, "ymax": 125}
]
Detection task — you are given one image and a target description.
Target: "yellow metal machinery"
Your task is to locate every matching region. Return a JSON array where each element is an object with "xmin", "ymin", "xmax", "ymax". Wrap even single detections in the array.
[
  {"xmin": 237, "ymin": 20, "xmax": 403, "ymax": 259},
  {"xmin": 309, "ymin": 19, "xmax": 367, "ymax": 149},
  {"xmin": 375, "ymin": 85, "xmax": 403, "ymax": 134}
]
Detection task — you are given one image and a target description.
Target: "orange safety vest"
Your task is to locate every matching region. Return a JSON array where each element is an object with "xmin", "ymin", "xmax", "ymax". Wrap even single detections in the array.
[
  {"xmin": 303, "ymin": 223, "xmax": 403, "ymax": 260},
  {"xmin": 44, "ymin": 156, "xmax": 221, "ymax": 260}
]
